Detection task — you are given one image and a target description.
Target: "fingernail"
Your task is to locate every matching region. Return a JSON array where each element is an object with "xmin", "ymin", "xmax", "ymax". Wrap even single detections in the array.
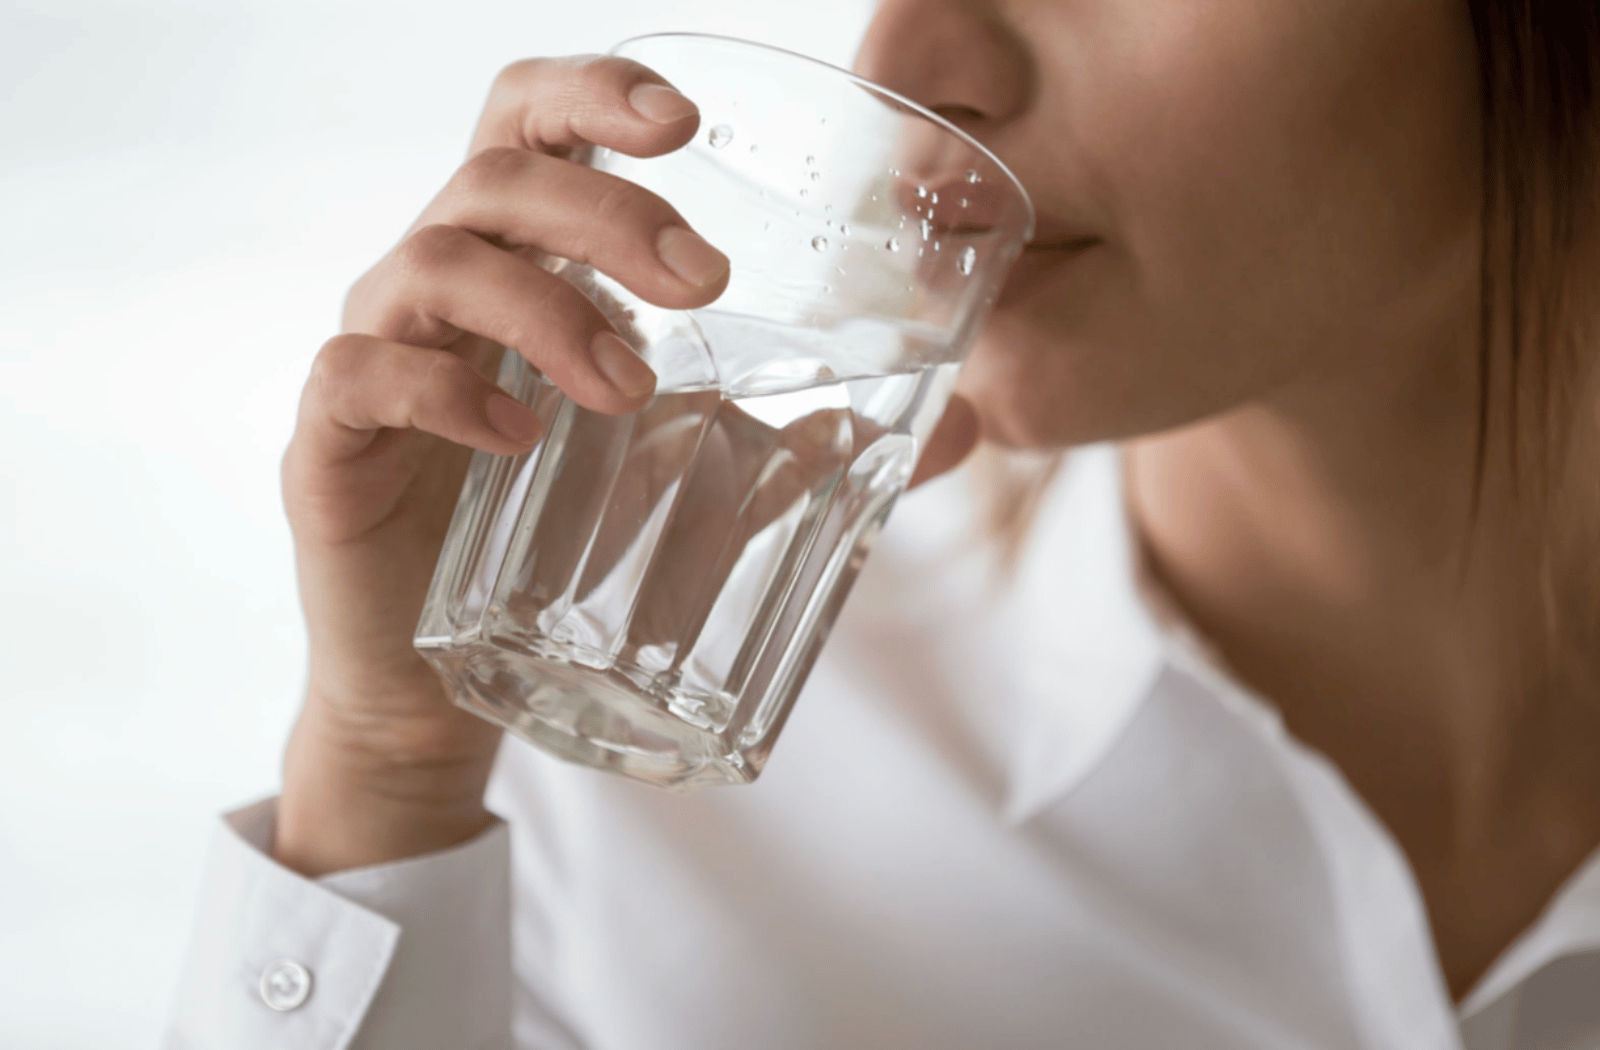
[
  {"xmin": 629, "ymin": 83, "xmax": 697, "ymax": 125},
  {"xmin": 657, "ymin": 226, "xmax": 729, "ymax": 287},
  {"xmin": 591, "ymin": 331, "xmax": 656, "ymax": 399},
  {"xmin": 486, "ymin": 393, "xmax": 542, "ymax": 444}
]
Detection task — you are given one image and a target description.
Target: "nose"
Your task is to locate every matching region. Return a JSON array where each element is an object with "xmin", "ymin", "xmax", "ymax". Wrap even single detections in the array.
[{"xmin": 853, "ymin": 0, "xmax": 1033, "ymax": 131}]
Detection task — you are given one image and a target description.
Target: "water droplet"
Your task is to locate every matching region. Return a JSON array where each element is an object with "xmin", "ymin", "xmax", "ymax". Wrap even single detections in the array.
[
  {"xmin": 836, "ymin": 265, "xmax": 847, "ymax": 276},
  {"xmin": 870, "ymin": 194, "xmax": 879, "ymax": 202},
  {"xmin": 749, "ymin": 143, "xmax": 759, "ymax": 154},
  {"xmin": 898, "ymin": 217, "xmax": 907, "ymax": 229},
  {"xmin": 965, "ymin": 169, "xmax": 982, "ymax": 183},
  {"xmin": 888, "ymin": 167, "xmax": 900, "ymax": 176},
  {"xmin": 918, "ymin": 247, "xmax": 925, "ymax": 257},
  {"xmin": 916, "ymin": 185, "xmax": 928, "ymax": 199},
  {"xmin": 825, "ymin": 219, "xmax": 833, "ymax": 228},
  {"xmin": 885, "ymin": 237, "xmax": 900, "ymax": 251},
  {"xmin": 931, "ymin": 191, "xmax": 940, "ymax": 204},
  {"xmin": 763, "ymin": 220, "xmax": 771, "ymax": 231},
  {"xmin": 809, "ymin": 170, "xmax": 822, "ymax": 182},
  {"xmin": 820, "ymin": 116, "xmax": 828, "ymax": 125},
  {"xmin": 817, "ymin": 364, "xmax": 835, "ymax": 379},
  {"xmin": 920, "ymin": 218, "xmax": 932, "ymax": 241},
  {"xmin": 839, "ymin": 224, "xmax": 850, "ymax": 236},
  {"xmin": 799, "ymin": 188, "xmax": 808, "ymax": 197},
  {"xmin": 933, "ymin": 241, "xmax": 941, "ymax": 252},
  {"xmin": 806, "ymin": 155, "xmax": 816, "ymax": 166},
  {"xmin": 812, "ymin": 235, "xmax": 829, "ymax": 252},
  {"xmin": 708, "ymin": 125, "xmax": 734, "ymax": 149},
  {"xmin": 824, "ymin": 203, "xmax": 833, "ymax": 213},
  {"xmin": 959, "ymin": 197, "xmax": 969, "ymax": 208},
  {"xmin": 957, "ymin": 246, "xmax": 977, "ymax": 275},
  {"xmin": 822, "ymin": 284, "xmax": 831, "ymax": 293}
]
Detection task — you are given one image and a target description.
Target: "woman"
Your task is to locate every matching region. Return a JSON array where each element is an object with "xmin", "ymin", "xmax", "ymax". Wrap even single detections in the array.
[{"xmin": 167, "ymin": 1, "xmax": 1599, "ymax": 1048}]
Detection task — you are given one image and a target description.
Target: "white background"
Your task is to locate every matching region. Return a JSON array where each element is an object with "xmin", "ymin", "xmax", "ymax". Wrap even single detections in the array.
[{"xmin": 0, "ymin": 1, "xmax": 870, "ymax": 1045}]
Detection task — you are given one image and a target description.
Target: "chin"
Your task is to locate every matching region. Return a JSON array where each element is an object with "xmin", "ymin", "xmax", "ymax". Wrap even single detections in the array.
[
  {"xmin": 959, "ymin": 315, "xmax": 1117, "ymax": 450},
  {"xmin": 962, "ymin": 294, "xmax": 1243, "ymax": 451}
]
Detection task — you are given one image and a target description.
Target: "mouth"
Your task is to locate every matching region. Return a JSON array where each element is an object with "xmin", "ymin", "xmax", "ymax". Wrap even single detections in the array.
[{"xmin": 997, "ymin": 238, "xmax": 1099, "ymax": 309}]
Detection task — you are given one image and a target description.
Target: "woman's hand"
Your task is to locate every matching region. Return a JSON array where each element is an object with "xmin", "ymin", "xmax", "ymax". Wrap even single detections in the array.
[
  {"xmin": 273, "ymin": 55, "xmax": 981, "ymax": 877},
  {"xmin": 275, "ymin": 55, "xmax": 733, "ymax": 875}
]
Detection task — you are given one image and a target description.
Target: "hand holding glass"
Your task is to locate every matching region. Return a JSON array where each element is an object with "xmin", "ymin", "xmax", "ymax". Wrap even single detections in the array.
[{"xmin": 415, "ymin": 34, "xmax": 1034, "ymax": 790}]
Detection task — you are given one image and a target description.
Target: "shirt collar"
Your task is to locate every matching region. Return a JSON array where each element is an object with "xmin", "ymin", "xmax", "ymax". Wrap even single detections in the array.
[
  {"xmin": 998, "ymin": 443, "xmax": 1170, "ymax": 824},
  {"xmin": 1462, "ymin": 842, "xmax": 1600, "ymax": 1017}
]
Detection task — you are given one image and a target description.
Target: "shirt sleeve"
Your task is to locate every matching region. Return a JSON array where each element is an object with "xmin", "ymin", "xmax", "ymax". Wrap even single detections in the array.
[{"xmin": 163, "ymin": 796, "xmax": 518, "ymax": 1050}]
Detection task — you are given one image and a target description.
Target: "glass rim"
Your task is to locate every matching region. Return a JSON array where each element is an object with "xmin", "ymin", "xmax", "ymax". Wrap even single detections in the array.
[{"xmin": 610, "ymin": 31, "xmax": 1037, "ymax": 238}]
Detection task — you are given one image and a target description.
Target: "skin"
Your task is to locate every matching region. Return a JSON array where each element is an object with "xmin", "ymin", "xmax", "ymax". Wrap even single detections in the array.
[{"xmin": 277, "ymin": 0, "xmax": 1600, "ymax": 1002}]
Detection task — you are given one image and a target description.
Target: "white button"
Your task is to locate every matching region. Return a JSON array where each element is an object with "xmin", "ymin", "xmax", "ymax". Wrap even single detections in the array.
[{"xmin": 259, "ymin": 959, "xmax": 313, "ymax": 1011}]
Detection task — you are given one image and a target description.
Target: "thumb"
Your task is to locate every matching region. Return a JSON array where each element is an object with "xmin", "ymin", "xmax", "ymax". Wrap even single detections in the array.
[{"xmin": 909, "ymin": 394, "xmax": 979, "ymax": 489}]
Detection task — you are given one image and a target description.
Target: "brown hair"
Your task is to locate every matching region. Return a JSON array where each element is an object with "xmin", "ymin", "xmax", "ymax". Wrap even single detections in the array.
[
  {"xmin": 1468, "ymin": 0, "xmax": 1600, "ymax": 517},
  {"xmin": 1468, "ymin": 0, "xmax": 1600, "ymax": 651}
]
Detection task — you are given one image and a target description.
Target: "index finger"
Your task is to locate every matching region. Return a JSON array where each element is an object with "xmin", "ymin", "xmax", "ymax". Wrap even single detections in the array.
[{"xmin": 470, "ymin": 55, "xmax": 702, "ymax": 159}]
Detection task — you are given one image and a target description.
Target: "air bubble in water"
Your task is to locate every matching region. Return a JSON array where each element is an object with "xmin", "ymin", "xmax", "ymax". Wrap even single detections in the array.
[
  {"xmin": 920, "ymin": 218, "xmax": 932, "ymax": 241},
  {"xmin": 886, "ymin": 237, "xmax": 900, "ymax": 251},
  {"xmin": 957, "ymin": 246, "xmax": 977, "ymax": 275},
  {"xmin": 966, "ymin": 169, "xmax": 982, "ymax": 183},
  {"xmin": 812, "ymin": 235, "xmax": 829, "ymax": 252},
  {"xmin": 708, "ymin": 125, "xmax": 734, "ymax": 149}
]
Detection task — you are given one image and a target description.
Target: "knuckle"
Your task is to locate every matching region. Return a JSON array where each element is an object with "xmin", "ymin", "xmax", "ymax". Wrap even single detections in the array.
[
  {"xmin": 588, "ymin": 174, "xmax": 651, "ymax": 229},
  {"xmin": 308, "ymin": 334, "xmax": 369, "ymax": 408},
  {"xmin": 455, "ymin": 145, "xmax": 529, "ymax": 196},
  {"xmin": 492, "ymin": 57, "xmax": 548, "ymax": 94},
  {"xmin": 396, "ymin": 223, "xmax": 472, "ymax": 276},
  {"xmin": 423, "ymin": 350, "xmax": 476, "ymax": 395}
]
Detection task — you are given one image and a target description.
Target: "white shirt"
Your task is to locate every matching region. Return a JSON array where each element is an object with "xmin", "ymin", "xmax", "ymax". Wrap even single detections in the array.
[{"xmin": 165, "ymin": 445, "xmax": 1600, "ymax": 1050}]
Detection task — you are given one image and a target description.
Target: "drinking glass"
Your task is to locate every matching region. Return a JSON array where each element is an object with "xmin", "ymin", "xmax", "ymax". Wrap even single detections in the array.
[{"xmin": 415, "ymin": 33, "xmax": 1034, "ymax": 790}]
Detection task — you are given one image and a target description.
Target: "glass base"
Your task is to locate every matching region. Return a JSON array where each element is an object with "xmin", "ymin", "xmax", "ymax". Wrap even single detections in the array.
[{"xmin": 421, "ymin": 640, "xmax": 761, "ymax": 792}]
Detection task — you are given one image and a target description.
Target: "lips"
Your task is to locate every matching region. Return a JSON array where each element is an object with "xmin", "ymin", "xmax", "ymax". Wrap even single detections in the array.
[{"xmin": 996, "ymin": 237, "xmax": 1098, "ymax": 308}]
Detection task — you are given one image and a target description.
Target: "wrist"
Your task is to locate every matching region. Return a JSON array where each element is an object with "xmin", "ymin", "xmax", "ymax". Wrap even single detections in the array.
[{"xmin": 274, "ymin": 695, "xmax": 500, "ymax": 876}]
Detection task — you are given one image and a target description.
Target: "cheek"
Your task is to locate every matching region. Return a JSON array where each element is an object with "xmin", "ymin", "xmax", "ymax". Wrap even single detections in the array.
[
  {"xmin": 968, "ymin": 0, "xmax": 1481, "ymax": 449},
  {"xmin": 962, "ymin": 245, "xmax": 1275, "ymax": 448}
]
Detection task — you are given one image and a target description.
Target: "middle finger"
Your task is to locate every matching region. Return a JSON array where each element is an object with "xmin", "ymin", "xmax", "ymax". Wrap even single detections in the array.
[{"xmin": 418, "ymin": 145, "xmax": 730, "ymax": 310}]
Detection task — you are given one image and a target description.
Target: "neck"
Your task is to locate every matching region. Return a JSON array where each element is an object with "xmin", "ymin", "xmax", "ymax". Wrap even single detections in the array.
[{"xmin": 1123, "ymin": 283, "xmax": 1600, "ymax": 848}]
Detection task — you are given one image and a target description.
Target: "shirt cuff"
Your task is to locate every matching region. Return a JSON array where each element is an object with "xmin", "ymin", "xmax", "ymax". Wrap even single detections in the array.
[{"xmin": 164, "ymin": 796, "xmax": 512, "ymax": 1050}]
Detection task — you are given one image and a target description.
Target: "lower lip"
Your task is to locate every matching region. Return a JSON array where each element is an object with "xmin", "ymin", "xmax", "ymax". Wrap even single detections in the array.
[{"xmin": 996, "ymin": 241, "xmax": 1097, "ymax": 309}]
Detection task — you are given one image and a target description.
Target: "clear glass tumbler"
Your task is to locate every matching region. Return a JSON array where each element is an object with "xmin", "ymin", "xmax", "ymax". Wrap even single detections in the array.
[{"xmin": 415, "ymin": 33, "xmax": 1034, "ymax": 790}]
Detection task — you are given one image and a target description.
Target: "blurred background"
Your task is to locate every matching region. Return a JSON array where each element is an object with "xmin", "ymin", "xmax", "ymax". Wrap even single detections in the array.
[{"xmin": 0, "ymin": 0, "xmax": 870, "ymax": 1044}]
